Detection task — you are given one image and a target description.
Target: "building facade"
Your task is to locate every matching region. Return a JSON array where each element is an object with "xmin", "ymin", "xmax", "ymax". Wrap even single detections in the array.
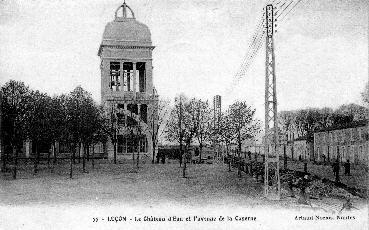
[
  {"xmin": 98, "ymin": 2, "xmax": 158, "ymax": 160},
  {"xmin": 290, "ymin": 136, "xmax": 313, "ymax": 161},
  {"xmin": 313, "ymin": 120, "xmax": 368, "ymax": 164}
]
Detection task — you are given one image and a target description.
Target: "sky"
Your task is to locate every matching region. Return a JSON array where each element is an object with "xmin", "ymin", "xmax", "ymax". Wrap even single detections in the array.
[{"xmin": 0, "ymin": 0, "xmax": 368, "ymax": 122}]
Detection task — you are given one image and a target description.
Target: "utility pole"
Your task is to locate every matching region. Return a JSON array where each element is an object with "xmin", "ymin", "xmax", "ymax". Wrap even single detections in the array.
[{"xmin": 264, "ymin": 4, "xmax": 280, "ymax": 200}]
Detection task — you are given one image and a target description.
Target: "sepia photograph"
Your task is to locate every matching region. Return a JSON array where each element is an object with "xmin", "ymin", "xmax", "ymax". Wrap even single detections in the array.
[{"xmin": 0, "ymin": 0, "xmax": 368, "ymax": 229}]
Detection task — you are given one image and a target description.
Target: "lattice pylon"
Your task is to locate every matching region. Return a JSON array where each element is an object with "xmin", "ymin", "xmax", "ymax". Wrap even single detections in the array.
[{"xmin": 264, "ymin": 4, "xmax": 280, "ymax": 200}]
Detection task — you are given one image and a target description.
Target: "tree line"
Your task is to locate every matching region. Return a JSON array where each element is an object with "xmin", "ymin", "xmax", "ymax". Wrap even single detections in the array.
[
  {"xmin": 0, "ymin": 80, "xmax": 163, "ymax": 179},
  {"xmin": 164, "ymin": 94, "xmax": 260, "ymax": 177},
  {"xmin": 278, "ymin": 103, "xmax": 368, "ymax": 140}
]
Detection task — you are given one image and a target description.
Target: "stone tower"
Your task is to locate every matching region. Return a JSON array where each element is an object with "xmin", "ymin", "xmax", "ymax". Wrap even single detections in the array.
[{"xmin": 98, "ymin": 1, "xmax": 158, "ymax": 161}]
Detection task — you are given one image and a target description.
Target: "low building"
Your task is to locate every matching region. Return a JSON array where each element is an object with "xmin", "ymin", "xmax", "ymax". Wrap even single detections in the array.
[
  {"xmin": 291, "ymin": 136, "xmax": 313, "ymax": 161},
  {"xmin": 313, "ymin": 120, "xmax": 368, "ymax": 164}
]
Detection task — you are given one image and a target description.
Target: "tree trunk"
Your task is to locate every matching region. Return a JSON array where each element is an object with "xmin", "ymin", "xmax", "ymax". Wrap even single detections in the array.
[
  {"xmin": 179, "ymin": 139, "xmax": 183, "ymax": 167},
  {"xmin": 291, "ymin": 145, "xmax": 294, "ymax": 160},
  {"xmin": 73, "ymin": 143, "xmax": 76, "ymax": 164},
  {"xmin": 182, "ymin": 146, "xmax": 188, "ymax": 178},
  {"xmin": 152, "ymin": 138, "xmax": 156, "ymax": 164},
  {"xmin": 92, "ymin": 144, "xmax": 95, "ymax": 169},
  {"xmin": 179, "ymin": 150, "xmax": 182, "ymax": 167},
  {"xmin": 136, "ymin": 139, "xmax": 140, "ymax": 169},
  {"xmin": 132, "ymin": 139, "xmax": 135, "ymax": 168},
  {"xmin": 113, "ymin": 141, "xmax": 117, "ymax": 164},
  {"xmin": 70, "ymin": 150, "xmax": 73, "ymax": 179},
  {"xmin": 34, "ymin": 143, "xmax": 38, "ymax": 174},
  {"xmin": 12, "ymin": 146, "xmax": 18, "ymax": 179},
  {"xmin": 53, "ymin": 142, "xmax": 57, "ymax": 165},
  {"xmin": 182, "ymin": 156, "xmax": 186, "ymax": 178},
  {"xmin": 82, "ymin": 143, "xmax": 86, "ymax": 173},
  {"xmin": 47, "ymin": 146, "xmax": 51, "ymax": 169},
  {"xmin": 199, "ymin": 142, "xmax": 203, "ymax": 163},
  {"xmin": 1, "ymin": 148, "xmax": 6, "ymax": 173},
  {"xmin": 237, "ymin": 134, "xmax": 242, "ymax": 178},
  {"xmin": 182, "ymin": 161, "xmax": 186, "ymax": 178},
  {"xmin": 78, "ymin": 143, "xmax": 81, "ymax": 164},
  {"xmin": 87, "ymin": 144, "xmax": 90, "ymax": 161},
  {"xmin": 226, "ymin": 144, "xmax": 231, "ymax": 172},
  {"xmin": 284, "ymin": 145, "xmax": 287, "ymax": 170}
]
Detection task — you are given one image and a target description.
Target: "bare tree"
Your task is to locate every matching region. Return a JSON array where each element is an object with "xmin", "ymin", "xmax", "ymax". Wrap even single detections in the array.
[
  {"xmin": 228, "ymin": 101, "xmax": 260, "ymax": 177},
  {"xmin": 278, "ymin": 111, "xmax": 295, "ymax": 136},
  {"xmin": 181, "ymin": 98, "xmax": 202, "ymax": 177},
  {"xmin": 218, "ymin": 112, "xmax": 235, "ymax": 172},
  {"xmin": 145, "ymin": 98, "xmax": 170, "ymax": 164},
  {"xmin": 1, "ymin": 81, "xmax": 30, "ymax": 178},
  {"xmin": 165, "ymin": 94, "xmax": 187, "ymax": 167},
  {"xmin": 195, "ymin": 99, "xmax": 212, "ymax": 163},
  {"xmin": 165, "ymin": 95, "xmax": 201, "ymax": 177},
  {"xmin": 66, "ymin": 86, "xmax": 99, "ymax": 177},
  {"xmin": 101, "ymin": 105, "xmax": 118, "ymax": 164}
]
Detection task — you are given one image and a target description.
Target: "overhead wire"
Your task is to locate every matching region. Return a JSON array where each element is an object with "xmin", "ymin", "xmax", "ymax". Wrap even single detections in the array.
[
  {"xmin": 277, "ymin": 0, "xmax": 305, "ymax": 22},
  {"xmin": 226, "ymin": 0, "xmax": 305, "ymax": 94},
  {"xmin": 275, "ymin": 0, "xmax": 294, "ymax": 17},
  {"xmin": 226, "ymin": 14, "xmax": 266, "ymax": 93}
]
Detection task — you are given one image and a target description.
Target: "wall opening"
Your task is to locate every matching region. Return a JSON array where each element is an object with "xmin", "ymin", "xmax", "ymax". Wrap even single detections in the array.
[
  {"xmin": 110, "ymin": 62, "xmax": 121, "ymax": 91},
  {"xmin": 137, "ymin": 62, "xmax": 146, "ymax": 92},
  {"xmin": 123, "ymin": 62, "xmax": 133, "ymax": 91},
  {"xmin": 140, "ymin": 104, "xmax": 147, "ymax": 123}
]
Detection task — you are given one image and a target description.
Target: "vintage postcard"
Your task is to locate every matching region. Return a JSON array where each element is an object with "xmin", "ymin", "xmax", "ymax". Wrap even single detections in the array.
[{"xmin": 0, "ymin": 0, "xmax": 368, "ymax": 229}]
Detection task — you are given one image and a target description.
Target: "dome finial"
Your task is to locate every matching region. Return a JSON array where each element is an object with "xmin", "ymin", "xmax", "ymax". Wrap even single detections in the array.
[{"xmin": 115, "ymin": 1, "xmax": 135, "ymax": 20}]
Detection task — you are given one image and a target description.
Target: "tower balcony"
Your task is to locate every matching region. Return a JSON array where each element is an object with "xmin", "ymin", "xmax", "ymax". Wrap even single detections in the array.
[{"xmin": 105, "ymin": 91, "xmax": 158, "ymax": 103}]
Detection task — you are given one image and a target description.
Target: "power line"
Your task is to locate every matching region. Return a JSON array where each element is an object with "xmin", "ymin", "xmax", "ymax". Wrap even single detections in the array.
[
  {"xmin": 234, "ymin": 33, "xmax": 264, "ymax": 79},
  {"xmin": 227, "ymin": 0, "xmax": 306, "ymax": 94},
  {"xmin": 232, "ymin": 15, "xmax": 265, "ymax": 76},
  {"xmin": 275, "ymin": 0, "xmax": 294, "ymax": 18},
  {"xmin": 278, "ymin": 0, "xmax": 305, "ymax": 22},
  {"xmin": 237, "ymin": 29, "xmax": 265, "ymax": 76},
  {"xmin": 230, "ymin": 29, "xmax": 266, "ymax": 89},
  {"xmin": 242, "ymin": 13, "xmax": 265, "ymax": 61}
]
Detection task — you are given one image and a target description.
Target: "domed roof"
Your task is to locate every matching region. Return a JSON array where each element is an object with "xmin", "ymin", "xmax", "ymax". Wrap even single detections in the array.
[{"xmin": 98, "ymin": 2, "xmax": 153, "ymax": 55}]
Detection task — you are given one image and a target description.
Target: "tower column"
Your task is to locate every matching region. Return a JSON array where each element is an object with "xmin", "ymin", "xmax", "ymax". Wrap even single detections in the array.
[
  {"xmin": 138, "ymin": 103, "xmax": 141, "ymax": 120},
  {"xmin": 120, "ymin": 61, "xmax": 124, "ymax": 91},
  {"xmin": 133, "ymin": 62, "xmax": 137, "ymax": 96},
  {"xmin": 124, "ymin": 103, "xmax": 127, "ymax": 126}
]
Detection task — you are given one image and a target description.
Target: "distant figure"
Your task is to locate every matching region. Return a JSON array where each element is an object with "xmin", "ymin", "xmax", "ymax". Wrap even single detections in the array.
[
  {"xmin": 195, "ymin": 148, "xmax": 199, "ymax": 156},
  {"xmin": 344, "ymin": 159, "xmax": 351, "ymax": 176},
  {"xmin": 161, "ymin": 152, "xmax": 165, "ymax": 164},
  {"xmin": 288, "ymin": 178, "xmax": 296, "ymax": 198},
  {"xmin": 298, "ymin": 155, "xmax": 302, "ymax": 161},
  {"xmin": 322, "ymin": 154, "xmax": 326, "ymax": 163},
  {"xmin": 332, "ymin": 160, "xmax": 340, "ymax": 183},
  {"xmin": 179, "ymin": 151, "xmax": 183, "ymax": 167}
]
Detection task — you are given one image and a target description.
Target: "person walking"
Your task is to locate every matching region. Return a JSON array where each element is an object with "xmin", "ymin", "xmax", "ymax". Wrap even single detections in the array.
[
  {"xmin": 344, "ymin": 159, "xmax": 351, "ymax": 176},
  {"xmin": 332, "ymin": 159, "xmax": 340, "ymax": 183}
]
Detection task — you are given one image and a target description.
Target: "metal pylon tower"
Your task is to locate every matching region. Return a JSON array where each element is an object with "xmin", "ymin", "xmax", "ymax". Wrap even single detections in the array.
[{"xmin": 264, "ymin": 4, "xmax": 280, "ymax": 200}]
